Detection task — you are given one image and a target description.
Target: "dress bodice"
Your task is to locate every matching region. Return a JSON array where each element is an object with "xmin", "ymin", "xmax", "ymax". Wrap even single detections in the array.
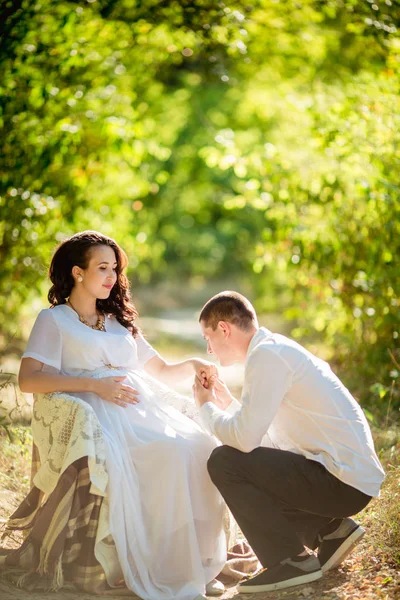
[{"xmin": 22, "ymin": 305, "xmax": 158, "ymax": 374}]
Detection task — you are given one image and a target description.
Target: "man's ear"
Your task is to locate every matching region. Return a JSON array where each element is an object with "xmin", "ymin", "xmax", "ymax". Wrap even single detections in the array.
[{"xmin": 217, "ymin": 321, "xmax": 231, "ymax": 338}]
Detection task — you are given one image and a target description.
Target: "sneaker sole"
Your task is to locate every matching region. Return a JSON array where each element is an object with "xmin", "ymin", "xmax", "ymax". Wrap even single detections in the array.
[
  {"xmin": 237, "ymin": 569, "xmax": 322, "ymax": 593},
  {"xmin": 321, "ymin": 526, "xmax": 365, "ymax": 573}
]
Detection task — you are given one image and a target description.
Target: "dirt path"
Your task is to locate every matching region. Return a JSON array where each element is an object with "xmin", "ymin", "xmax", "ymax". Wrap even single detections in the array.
[
  {"xmin": 1, "ymin": 524, "xmax": 399, "ymax": 600},
  {"xmin": 1, "ymin": 428, "xmax": 399, "ymax": 599},
  {"xmin": 1, "ymin": 315, "xmax": 399, "ymax": 599},
  {"xmin": 0, "ymin": 555, "xmax": 399, "ymax": 600}
]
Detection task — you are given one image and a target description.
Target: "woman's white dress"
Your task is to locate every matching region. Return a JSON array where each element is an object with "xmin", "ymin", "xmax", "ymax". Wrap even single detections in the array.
[{"xmin": 23, "ymin": 305, "xmax": 227, "ymax": 600}]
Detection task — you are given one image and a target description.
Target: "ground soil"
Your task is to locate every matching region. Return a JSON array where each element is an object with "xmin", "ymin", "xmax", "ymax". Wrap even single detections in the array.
[
  {"xmin": 1, "ymin": 339, "xmax": 399, "ymax": 600},
  {"xmin": 1, "ymin": 483, "xmax": 399, "ymax": 600}
]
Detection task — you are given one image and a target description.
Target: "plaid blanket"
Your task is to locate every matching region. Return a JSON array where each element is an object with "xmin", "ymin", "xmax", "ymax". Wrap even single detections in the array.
[
  {"xmin": 1, "ymin": 453, "xmax": 122, "ymax": 593},
  {"xmin": 0, "ymin": 394, "xmax": 258, "ymax": 593}
]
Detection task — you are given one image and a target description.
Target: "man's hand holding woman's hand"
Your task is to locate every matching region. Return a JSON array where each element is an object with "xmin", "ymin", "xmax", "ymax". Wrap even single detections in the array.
[
  {"xmin": 94, "ymin": 376, "xmax": 140, "ymax": 408},
  {"xmin": 191, "ymin": 358, "xmax": 218, "ymax": 389},
  {"xmin": 193, "ymin": 373, "xmax": 217, "ymax": 408},
  {"xmin": 193, "ymin": 370, "xmax": 234, "ymax": 411},
  {"xmin": 212, "ymin": 377, "xmax": 235, "ymax": 410}
]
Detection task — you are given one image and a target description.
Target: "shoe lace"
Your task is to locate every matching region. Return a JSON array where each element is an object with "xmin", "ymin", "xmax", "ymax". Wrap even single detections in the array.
[{"xmin": 240, "ymin": 567, "xmax": 266, "ymax": 582}]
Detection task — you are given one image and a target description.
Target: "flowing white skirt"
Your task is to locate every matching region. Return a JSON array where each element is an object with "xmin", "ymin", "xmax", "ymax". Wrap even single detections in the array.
[{"xmin": 73, "ymin": 368, "xmax": 227, "ymax": 600}]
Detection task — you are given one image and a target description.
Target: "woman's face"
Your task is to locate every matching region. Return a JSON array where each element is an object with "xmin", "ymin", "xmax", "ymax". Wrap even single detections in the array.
[{"xmin": 75, "ymin": 244, "xmax": 118, "ymax": 299}]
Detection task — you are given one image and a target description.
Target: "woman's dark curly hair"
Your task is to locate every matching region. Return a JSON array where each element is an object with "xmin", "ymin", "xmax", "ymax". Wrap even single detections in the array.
[{"xmin": 48, "ymin": 231, "xmax": 139, "ymax": 336}]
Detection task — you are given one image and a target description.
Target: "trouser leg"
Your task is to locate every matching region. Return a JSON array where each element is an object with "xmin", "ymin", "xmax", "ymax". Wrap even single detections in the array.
[
  {"xmin": 282, "ymin": 507, "xmax": 337, "ymax": 550},
  {"xmin": 207, "ymin": 445, "xmax": 371, "ymax": 568}
]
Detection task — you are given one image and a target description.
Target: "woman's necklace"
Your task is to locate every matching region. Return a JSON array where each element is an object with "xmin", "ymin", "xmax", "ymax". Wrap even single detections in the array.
[{"xmin": 67, "ymin": 300, "xmax": 106, "ymax": 332}]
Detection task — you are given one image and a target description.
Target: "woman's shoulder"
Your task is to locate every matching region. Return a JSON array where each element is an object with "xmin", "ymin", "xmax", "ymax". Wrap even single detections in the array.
[
  {"xmin": 36, "ymin": 306, "xmax": 58, "ymax": 320},
  {"xmin": 27, "ymin": 306, "xmax": 63, "ymax": 338},
  {"xmin": 35, "ymin": 304, "xmax": 70, "ymax": 326}
]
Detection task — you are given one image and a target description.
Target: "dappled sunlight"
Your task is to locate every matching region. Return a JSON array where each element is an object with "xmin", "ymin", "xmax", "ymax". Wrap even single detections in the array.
[{"xmin": 0, "ymin": 0, "xmax": 399, "ymax": 442}]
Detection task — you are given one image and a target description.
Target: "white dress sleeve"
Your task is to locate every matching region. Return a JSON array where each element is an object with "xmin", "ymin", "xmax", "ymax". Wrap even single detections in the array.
[
  {"xmin": 135, "ymin": 332, "xmax": 159, "ymax": 369},
  {"xmin": 22, "ymin": 309, "xmax": 62, "ymax": 371}
]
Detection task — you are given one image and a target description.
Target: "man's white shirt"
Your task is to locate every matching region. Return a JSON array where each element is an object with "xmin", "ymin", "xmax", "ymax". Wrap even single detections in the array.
[{"xmin": 200, "ymin": 327, "xmax": 385, "ymax": 497}]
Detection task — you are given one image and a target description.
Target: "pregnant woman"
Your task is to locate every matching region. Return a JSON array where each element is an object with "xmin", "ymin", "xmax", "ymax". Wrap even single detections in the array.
[{"xmin": 12, "ymin": 230, "xmax": 227, "ymax": 600}]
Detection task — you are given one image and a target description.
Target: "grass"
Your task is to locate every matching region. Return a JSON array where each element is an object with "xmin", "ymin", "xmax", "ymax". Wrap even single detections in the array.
[
  {"xmin": 0, "ymin": 426, "xmax": 32, "ymax": 495},
  {"xmin": 361, "ymin": 425, "xmax": 400, "ymax": 569},
  {"xmin": 1, "ymin": 424, "xmax": 399, "ymax": 561},
  {"xmin": 0, "ymin": 426, "xmax": 399, "ymax": 600},
  {"xmin": 0, "ymin": 426, "xmax": 32, "ymax": 551}
]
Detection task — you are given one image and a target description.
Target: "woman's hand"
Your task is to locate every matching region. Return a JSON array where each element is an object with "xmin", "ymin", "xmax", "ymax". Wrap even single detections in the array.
[
  {"xmin": 191, "ymin": 359, "xmax": 218, "ymax": 389},
  {"xmin": 93, "ymin": 376, "xmax": 140, "ymax": 408}
]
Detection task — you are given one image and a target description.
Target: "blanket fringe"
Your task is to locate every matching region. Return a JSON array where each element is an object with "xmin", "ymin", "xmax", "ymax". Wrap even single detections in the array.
[
  {"xmin": 16, "ymin": 571, "xmax": 31, "ymax": 588},
  {"xmin": 37, "ymin": 546, "xmax": 64, "ymax": 591},
  {"xmin": 51, "ymin": 556, "xmax": 64, "ymax": 591}
]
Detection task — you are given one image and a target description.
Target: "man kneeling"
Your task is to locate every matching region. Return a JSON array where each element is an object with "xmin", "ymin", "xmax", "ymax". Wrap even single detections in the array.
[{"xmin": 194, "ymin": 291, "xmax": 384, "ymax": 593}]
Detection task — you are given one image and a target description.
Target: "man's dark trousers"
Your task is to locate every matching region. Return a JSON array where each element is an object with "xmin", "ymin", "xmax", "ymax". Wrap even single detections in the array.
[{"xmin": 207, "ymin": 445, "xmax": 371, "ymax": 568}]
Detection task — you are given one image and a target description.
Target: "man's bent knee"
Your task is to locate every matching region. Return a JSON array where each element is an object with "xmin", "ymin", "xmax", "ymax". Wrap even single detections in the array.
[{"xmin": 207, "ymin": 445, "xmax": 241, "ymax": 484}]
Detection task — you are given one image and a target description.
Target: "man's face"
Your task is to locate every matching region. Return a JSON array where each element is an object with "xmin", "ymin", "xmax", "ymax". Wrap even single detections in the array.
[{"xmin": 200, "ymin": 320, "xmax": 233, "ymax": 367}]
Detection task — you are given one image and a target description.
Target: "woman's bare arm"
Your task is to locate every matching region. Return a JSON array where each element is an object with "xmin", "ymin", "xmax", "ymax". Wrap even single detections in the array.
[
  {"xmin": 19, "ymin": 357, "xmax": 96, "ymax": 394},
  {"xmin": 143, "ymin": 355, "xmax": 217, "ymax": 387},
  {"xmin": 18, "ymin": 358, "xmax": 139, "ymax": 407}
]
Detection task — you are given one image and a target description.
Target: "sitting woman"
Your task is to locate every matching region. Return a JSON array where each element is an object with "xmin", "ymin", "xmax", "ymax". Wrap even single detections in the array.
[{"xmin": 2, "ymin": 231, "xmax": 227, "ymax": 600}]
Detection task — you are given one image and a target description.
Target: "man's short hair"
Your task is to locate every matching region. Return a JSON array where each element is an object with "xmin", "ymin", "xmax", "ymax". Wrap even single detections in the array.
[{"xmin": 199, "ymin": 291, "xmax": 257, "ymax": 331}]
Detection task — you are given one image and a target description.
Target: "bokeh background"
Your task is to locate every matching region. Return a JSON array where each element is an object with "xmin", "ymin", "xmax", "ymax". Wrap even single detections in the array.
[{"xmin": 1, "ymin": 0, "xmax": 399, "ymax": 422}]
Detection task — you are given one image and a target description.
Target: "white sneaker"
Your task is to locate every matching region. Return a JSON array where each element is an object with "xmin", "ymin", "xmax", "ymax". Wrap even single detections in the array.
[{"xmin": 205, "ymin": 578, "xmax": 225, "ymax": 596}]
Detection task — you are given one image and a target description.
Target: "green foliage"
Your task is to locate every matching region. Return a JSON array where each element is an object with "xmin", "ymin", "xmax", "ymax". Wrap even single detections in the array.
[
  {"xmin": 0, "ymin": 0, "xmax": 399, "ymax": 416},
  {"xmin": 0, "ymin": 373, "xmax": 15, "ymax": 441}
]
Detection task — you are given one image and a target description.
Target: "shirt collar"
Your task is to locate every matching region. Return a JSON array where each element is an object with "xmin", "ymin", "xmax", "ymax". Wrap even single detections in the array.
[{"xmin": 247, "ymin": 326, "xmax": 273, "ymax": 358}]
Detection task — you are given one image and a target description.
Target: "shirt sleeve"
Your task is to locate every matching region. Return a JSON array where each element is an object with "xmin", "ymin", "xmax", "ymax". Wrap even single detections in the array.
[
  {"xmin": 200, "ymin": 347, "xmax": 293, "ymax": 452},
  {"xmin": 226, "ymin": 398, "xmax": 242, "ymax": 415},
  {"xmin": 22, "ymin": 309, "xmax": 62, "ymax": 371},
  {"xmin": 135, "ymin": 332, "xmax": 160, "ymax": 369}
]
